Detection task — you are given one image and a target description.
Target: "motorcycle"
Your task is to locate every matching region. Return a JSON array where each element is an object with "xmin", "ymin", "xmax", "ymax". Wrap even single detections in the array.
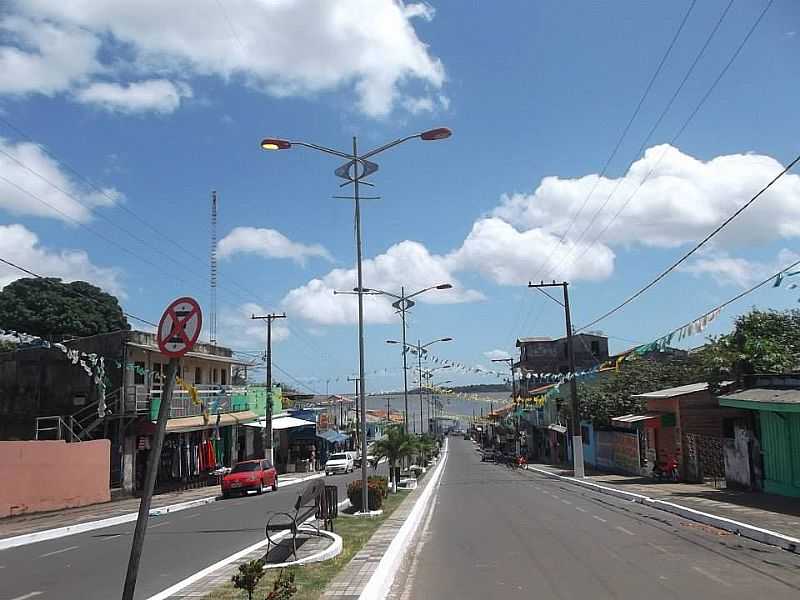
[{"xmin": 652, "ymin": 457, "xmax": 679, "ymax": 481}]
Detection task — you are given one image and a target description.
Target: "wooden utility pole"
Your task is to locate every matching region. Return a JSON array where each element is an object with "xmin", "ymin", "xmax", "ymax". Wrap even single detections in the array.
[
  {"xmin": 251, "ymin": 312, "xmax": 286, "ymax": 463},
  {"xmin": 528, "ymin": 280, "xmax": 584, "ymax": 477}
]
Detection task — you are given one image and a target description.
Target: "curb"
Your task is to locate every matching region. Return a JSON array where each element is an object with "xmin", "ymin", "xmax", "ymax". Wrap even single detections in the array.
[
  {"xmin": 525, "ymin": 465, "xmax": 800, "ymax": 554},
  {"xmin": 0, "ymin": 471, "xmax": 325, "ymax": 552},
  {"xmin": 358, "ymin": 438, "xmax": 449, "ymax": 600},
  {"xmin": 262, "ymin": 529, "xmax": 343, "ymax": 569}
]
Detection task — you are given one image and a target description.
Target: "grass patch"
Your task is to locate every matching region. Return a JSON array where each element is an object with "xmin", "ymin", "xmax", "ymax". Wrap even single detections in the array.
[{"xmin": 205, "ymin": 490, "xmax": 411, "ymax": 600}]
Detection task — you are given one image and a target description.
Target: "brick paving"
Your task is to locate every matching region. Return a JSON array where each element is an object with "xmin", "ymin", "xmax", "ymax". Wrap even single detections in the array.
[
  {"xmin": 529, "ymin": 462, "xmax": 800, "ymax": 540},
  {"xmin": 0, "ymin": 472, "xmax": 319, "ymax": 541},
  {"xmin": 322, "ymin": 467, "xmax": 433, "ymax": 599}
]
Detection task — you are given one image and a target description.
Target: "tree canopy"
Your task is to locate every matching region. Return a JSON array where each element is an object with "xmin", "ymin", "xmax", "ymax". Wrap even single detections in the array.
[{"xmin": 0, "ymin": 278, "xmax": 129, "ymax": 340}]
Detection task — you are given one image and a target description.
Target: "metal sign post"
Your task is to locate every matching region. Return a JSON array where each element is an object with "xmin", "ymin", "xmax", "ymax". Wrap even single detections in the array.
[{"xmin": 122, "ymin": 297, "xmax": 202, "ymax": 600}]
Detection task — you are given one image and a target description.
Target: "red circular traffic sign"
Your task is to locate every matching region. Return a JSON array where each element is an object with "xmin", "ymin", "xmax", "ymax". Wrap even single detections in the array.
[{"xmin": 157, "ymin": 297, "xmax": 203, "ymax": 358}]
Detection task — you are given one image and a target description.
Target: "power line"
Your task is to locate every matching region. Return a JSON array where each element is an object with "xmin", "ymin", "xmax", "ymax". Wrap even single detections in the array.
[
  {"xmin": 510, "ymin": 1, "xmax": 698, "ymax": 339},
  {"xmin": 577, "ymin": 152, "xmax": 800, "ymax": 332},
  {"xmin": 272, "ymin": 361, "xmax": 321, "ymax": 395},
  {"xmin": 560, "ymin": 0, "xmax": 774, "ymax": 277},
  {"xmin": 0, "ymin": 256, "xmax": 158, "ymax": 328}
]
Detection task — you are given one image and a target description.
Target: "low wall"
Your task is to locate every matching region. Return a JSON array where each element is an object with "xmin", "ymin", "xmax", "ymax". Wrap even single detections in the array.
[{"xmin": 0, "ymin": 439, "xmax": 110, "ymax": 518}]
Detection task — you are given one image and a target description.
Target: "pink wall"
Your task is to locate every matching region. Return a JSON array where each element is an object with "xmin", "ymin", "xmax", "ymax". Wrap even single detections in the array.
[{"xmin": 0, "ymin": 439, "xmax": 110, "ymax": 518}]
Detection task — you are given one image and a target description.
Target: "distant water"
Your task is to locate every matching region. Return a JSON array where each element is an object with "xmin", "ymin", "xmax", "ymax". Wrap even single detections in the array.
[{"xmin": 364, "ymin": 391, "xmax": 511, "ymax": 433}]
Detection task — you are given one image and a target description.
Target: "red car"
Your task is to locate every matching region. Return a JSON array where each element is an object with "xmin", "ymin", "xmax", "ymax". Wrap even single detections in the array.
[{"xmin": 221, "ymin": 459, "xmax": 278, "ymax": 497}]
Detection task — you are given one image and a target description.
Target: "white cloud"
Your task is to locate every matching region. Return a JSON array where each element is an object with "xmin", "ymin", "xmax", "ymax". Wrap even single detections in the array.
[
  {"xmin": 484, "ymin": 349, "xmax": 511, "ymax": 361},
  {"xmin": 75, "ymin": 79, "xmax": 192, "ymax": 114},
  {"xmin": 493, "ymin": 145, "xmax": 800, "ymax": 255},
  {"xmin": 0, "ymin": 223, "xmax": 124, "ymax": 296},
  {"xmin": 282, "ymin": 240, "xmax": 483, "ymax": 325},
  {"xmin": 219, "ymin": 227, "xmax": 333, "ymax": 265},
  {"xmin": 216, "ymin": 302, "xmax": 289, "ymax": 348},
  {"xmin": 0, "ymin": 137, "xmax": 121, "ymax": 223},
  {"xmin": 445, "ymin": 217, "xmax": 615, "ymax": 285},
  {"xmin": 5, "ymin": 0, "xmax": 445, "ymax": 117},
  {"xmin": 0, "ymin": 16, "xmax": 100, "ymax": 95},
  {"xmin": 683, "ymin": 248, "xmax": 800, "ymax": 288}
]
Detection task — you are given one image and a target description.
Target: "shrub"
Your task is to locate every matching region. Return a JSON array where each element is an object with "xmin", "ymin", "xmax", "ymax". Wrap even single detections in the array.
[
  {"xmin": 368, "ymin": 475, "xmax": 389, "ymax": 499},
  {"xmin": 231, "ymin": 559, "xmax": 264, "ymax": 600},
  {"xmin": 347, "ymin": 479, "xmax": 384, "ymax": 511},
  {"xmin": 266, "ymin": 568, "xmax": 296, "ymax": 600}
]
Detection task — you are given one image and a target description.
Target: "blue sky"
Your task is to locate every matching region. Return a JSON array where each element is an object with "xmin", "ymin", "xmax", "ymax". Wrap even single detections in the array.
[{"xmin": 1, "ymin": 0, "xmax": 799, "ymax": 393}]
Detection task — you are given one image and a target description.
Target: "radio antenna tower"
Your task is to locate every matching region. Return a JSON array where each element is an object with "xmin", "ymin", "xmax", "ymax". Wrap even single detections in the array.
[{"xmin": 210, "ymin": 190, "xmax": 218, "ymax": 345}]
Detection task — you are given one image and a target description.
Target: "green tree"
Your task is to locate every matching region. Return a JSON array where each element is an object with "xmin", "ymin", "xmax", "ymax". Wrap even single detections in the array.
[
  {"xmin": 231, "ymin": 559, "xmax": 265, "ymax": 600},
  {"xmin": 697, "ymin": 308, "xmax": 800, "ymax": 391},
  {"xmin": 371, "ymin": 424, "xmax": 418, "ymax": 493},
  {"xmin": 576, "ymin": 357, "xmax": 704, "ymax": 427},
  {"xmin": 0, "ymin": 278, "xmax": 128, "ymax": 340}
]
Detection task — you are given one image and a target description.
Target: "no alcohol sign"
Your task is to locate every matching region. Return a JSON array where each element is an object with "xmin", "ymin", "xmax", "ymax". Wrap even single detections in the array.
[{"xmin": 157, "ymin": 297, "xmax": 202, "ymax": 358}]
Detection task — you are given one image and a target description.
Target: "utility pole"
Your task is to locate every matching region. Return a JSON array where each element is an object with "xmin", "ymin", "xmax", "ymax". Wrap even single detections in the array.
[
  {"xmin": 251, "ymin": 312, "xmax": 286, "ymax": 464},
  {"xmin": 416, "ymin": 340, "xmax": 424, "ymax": 433},
  {"xmin": 347, "ymin": 376, "xmax": 360, "ymax": 449},
  {"xmin": 492, "ymin": 356, "xmax": 519, "ymax": 454},
  {"xmin": 528, "ymin": 280, "xmax": 584, "ymax": 478}
]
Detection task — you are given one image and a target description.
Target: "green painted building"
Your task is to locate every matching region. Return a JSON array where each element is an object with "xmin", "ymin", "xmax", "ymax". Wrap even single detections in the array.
[{"xmin": 720, "ymin": 387, "xmax": 800, "ymax": 498}]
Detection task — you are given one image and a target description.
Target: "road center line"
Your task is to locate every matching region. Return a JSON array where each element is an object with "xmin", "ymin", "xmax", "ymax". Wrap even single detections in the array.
[
  {"xmin": 575, "ymin": 506, "xmax": 587, "ymax": 513},
  {"xmin": 99, "ymin": 534, "xmax": 122, "ymax": 541},
  {"xmin": 183, "ymin": 513, "xmax": 201, "ymax": 519},
  {"xmin": 39, "ymin": 545, "xmax": 78, "ymax": 558},
  {"xmin": 615, "ymin": 526, "xmax": 635, "ymax": 536},
  {"xmin": 692, "ymin": 566, "xmax": 731, "ymax": 587},
  {"xmin": 150, "ymin": 521, "xmax": 171, "ymax": 528},
  {"xmin": 593, "ymin": 515, "xmax": 607, "ymax": 523},
  {"xmin": 561, "ymin": 499, "xmax": 572, "ymax": 505}
]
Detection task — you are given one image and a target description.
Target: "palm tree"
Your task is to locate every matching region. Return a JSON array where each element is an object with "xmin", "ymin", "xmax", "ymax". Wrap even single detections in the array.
[
  {"xmin": 371, "ymin": 424, "xmax": 417, "ymax": 493},
  {"xmin": 416, "ymin": 434, "xmax": 436, "ymax": 467}
]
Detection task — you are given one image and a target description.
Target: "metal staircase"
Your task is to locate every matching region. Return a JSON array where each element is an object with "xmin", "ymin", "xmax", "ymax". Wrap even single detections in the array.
[{"xmin": 35, "ymin": 387, "xmax": 123, "ymax": 442}]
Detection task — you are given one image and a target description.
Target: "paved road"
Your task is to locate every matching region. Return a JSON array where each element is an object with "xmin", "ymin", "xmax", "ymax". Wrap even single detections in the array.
[
  {"xmin": 390, "ymin": 438, "xmax": 800, "ymax": 599},
  {"xmin": 0, "ymin": 468, "xmax": 378, "ymax": 600}
]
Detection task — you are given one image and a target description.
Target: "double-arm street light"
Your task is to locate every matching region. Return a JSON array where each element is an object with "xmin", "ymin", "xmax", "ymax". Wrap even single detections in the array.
[
  {"xmin": 261, "ymin": 127, "xmax": 451, "ymax": 514},
  {"xmin": 387, "ymin": 338, "xmax": 452, "ymax": 433},
  {"xmin": 337, "ymin": 283, "xmax": 452, "ymax": 431}
]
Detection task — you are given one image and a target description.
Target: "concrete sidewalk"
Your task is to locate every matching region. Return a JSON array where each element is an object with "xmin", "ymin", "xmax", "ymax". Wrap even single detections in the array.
[
  {"xmin": 529, "ymin": 462, "xmax": 800, "ymax": 541},
  {"xmin": 0, "ymin": 471, "xmax": 320, "ymax": 542}
]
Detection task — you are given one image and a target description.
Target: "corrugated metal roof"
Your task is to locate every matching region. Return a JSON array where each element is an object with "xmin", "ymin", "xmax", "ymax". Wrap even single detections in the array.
[
  {"xmin": 632, "ymin": 382, "xmax": 710, "ymax": 398},
  {"xmin": 720, "ymin": 388, "xmax": 800, "ymax": 405}
]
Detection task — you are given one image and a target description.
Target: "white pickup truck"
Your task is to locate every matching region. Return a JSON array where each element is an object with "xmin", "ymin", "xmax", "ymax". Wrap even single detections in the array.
[{"xmin": 325, "ymin": 452, "xmax": 354, "ymax": 475}]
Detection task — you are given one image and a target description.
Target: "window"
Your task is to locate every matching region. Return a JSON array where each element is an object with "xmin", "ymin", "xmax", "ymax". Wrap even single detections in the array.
[
  {"xmin": 195, "ymin": 367, "xmax": 202, "ymax": 384},
  {"xmin": 591, "ymin": 340, "xmax": 600, "ymax": 356},
  {"xmin": 134, "ymin": 361, "xmax": 145, "ymax": 385},
  {"xmin": 262, "ymin": 460, "xmax": 272, "ymax": 470},
  {"xmin": 231, "ymin": 462, "xmax": 259, "ymax": 473},
  {"xmin": 221, "ymin": 368, "xmax": 227, "ymax": 385},
  {"xmin": 152, "ymin": 362, "xmax": 162, "ymax": 383},
  {"xmin": 212, "ymin": 368, "xmax": 218, "ymax": 384}
]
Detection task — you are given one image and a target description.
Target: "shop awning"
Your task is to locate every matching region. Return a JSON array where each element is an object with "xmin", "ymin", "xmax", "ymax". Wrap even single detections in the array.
[
  {"xmin": 548, "ymin": 424, "xmax": 568, "ymax": 434},
  {"xmin": 317, "ymin": 430, "xmax": 349, "ymax": 444},
  {"xmin": 165, "ymin": 410, "xmax": 258, "ymax": 433},
  {"xmin": 611, "ymin": 412, "xmax": 664, "ymax": 429},
  {"xmin": 244, "ymin": 415, "xmax": 316, "ymax": 430}
]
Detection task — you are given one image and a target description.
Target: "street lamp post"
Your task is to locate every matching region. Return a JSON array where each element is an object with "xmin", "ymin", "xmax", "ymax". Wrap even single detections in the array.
[
  {"xmin": 338, "ymin": 283, "xmax": 451, "ymax": 431},
  {"xmin": 261, "ymin": 127, "xmax": 451, "ymax": 513},
  {"xmin": 387, "ymin": 338, "xmax": 452, "ymax": 434},
  {"xmin": 427, "ymin": 378, "xmax": 452, "ymax": 433}
]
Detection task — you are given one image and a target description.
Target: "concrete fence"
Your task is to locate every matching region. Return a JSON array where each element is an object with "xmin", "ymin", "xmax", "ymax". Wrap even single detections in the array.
[{"xmin": 0, "ymin": 439, "xmax": 110, "ymax": 518}]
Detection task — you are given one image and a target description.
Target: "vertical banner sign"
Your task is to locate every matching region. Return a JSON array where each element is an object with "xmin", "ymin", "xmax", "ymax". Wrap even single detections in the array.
[{"xmin": 122, "ymin": 297, "xmax": 202, "ymax": 600}]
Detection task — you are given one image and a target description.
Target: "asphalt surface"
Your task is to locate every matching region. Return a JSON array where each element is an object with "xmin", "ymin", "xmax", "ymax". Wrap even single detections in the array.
[
  {"xmin": 390, "ymin": 438, "xmax": 800, "ymax": 600},
  {"xmin": 0, "ymin": 468, "xmax": 380, "ymax": 600}
]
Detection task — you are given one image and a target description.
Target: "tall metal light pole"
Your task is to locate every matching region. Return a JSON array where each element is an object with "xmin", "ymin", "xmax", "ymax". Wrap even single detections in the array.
[
  {"xmin": 387, "ymin": 338, "xmax": 452, "ymax": 434},
  {"xmin": 261, "ymin": 127, "xmax": 452, "ymax": 511},
  {"xmin": 337, "ymin": 283, "xmax": 452, "ymax": 431},
  {"xmin": 427, "ymin": 378, "xmax": 452, "ymax": 434},
  {"xmin": 528, "ymin": 280, "xmax": 584, "ymax": 478},
  {"xmin": 251, "ymin": 312, "xmax": 285, "ymax": 464}
]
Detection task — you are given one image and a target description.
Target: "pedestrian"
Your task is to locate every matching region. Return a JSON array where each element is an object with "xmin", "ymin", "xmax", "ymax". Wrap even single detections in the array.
[{"xmin": 310, "ymin": 445, "xmax": 316, "ymax": 472}]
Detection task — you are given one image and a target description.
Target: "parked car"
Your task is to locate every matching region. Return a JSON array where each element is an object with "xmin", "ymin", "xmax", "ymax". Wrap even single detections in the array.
[
  {"xmin": 481, "ymin": 449, "xmax": 497, "ymax": 462},
  {"xmin": 325, "ymin": 452, "xmax": 354, "ymax": 475},
  {"xmin": 221, "ymin": 459, "xmax": 277, "ymax": 497}
]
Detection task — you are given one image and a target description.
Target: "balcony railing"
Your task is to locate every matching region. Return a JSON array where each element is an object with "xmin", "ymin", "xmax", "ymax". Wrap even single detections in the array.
[{"xmin": 149, "ymin": 384, "xmax": 251, "ymax": 420}]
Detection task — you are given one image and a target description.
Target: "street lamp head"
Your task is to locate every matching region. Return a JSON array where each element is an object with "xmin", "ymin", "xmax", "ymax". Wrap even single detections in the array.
[
  {"xmin": 260, "ymin": 138, "xmax": 292, "ymax": 151},
  {"xmin": 386, "ymin": 340, "xmax": 400, "ymax": 345},
  {"xmin": 439, "ymin": 337, "xmax": 453, "ymax": 342},
  {"xmin": 435, "ymin": 283, "xmax": 453, "ymax": 290},
  {"xmin": 420, "ymin": 127, "xmax": 452, "ymax": 141}
]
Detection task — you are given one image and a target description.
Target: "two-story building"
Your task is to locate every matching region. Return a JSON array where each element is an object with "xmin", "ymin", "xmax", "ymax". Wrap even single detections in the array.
[
  {"xmin": 0, "ymin": 329, "xmax": 277, "ymax": 495},
  {"xmin": 515, "ymin": 333, "xmax": 609, "ymax": 395}
]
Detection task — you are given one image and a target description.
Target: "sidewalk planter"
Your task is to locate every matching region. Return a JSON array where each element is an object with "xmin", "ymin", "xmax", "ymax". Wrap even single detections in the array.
[{"xmin": 347, "ymin": 479, "xmax": 384, "ymax": 512}]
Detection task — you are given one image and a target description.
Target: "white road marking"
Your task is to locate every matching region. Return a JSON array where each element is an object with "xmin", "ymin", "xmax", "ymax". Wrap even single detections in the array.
[
  {"xmin": 575, "ymin": 506, "xmax": 587, "ymax": 513},
  {"xmin": 561, "ymin": 499, "xmax": 572, "ymax": 505},
  {"xmin": 615, "ymin": 526, "xmax": 635, "ymax": 536},
  {"xmin": 183, "ymin": 513, "xmax": 201, "ymax": 519},
  {"xmin": 39, "ymin": 545, "xmax": 78, "ymax": 558},
  {"xmin": 692, "ymin": 566, "xmax": 731, "ymax": 587},
  {"xmin": 593, "ymin": 515, "xmax": 607, "ymax": 523},
  {"xmin": 648, "ymin": 543, "xmax": 669, "ymax": 554},
  {"xmin": 551, "ymin": 494, "xmax": 560, "ymax": 499},
  {"xmin": 99, "ymin": 534, "xmax": 122, "ymax": 541},
  {"xmin": 9, "ymin": 592, "xmax": 43, "ymax": 600},
  {"xmin": 149, "ymin": 521, "xmax": 171, "ymax": 529}
]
